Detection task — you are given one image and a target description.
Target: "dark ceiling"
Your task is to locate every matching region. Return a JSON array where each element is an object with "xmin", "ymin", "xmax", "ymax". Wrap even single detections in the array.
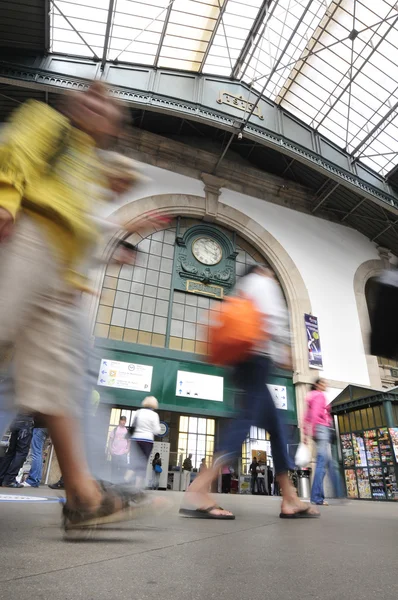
[{"xmin": 0, "ymin": 0, "xmax": 48, "ymax": 52}]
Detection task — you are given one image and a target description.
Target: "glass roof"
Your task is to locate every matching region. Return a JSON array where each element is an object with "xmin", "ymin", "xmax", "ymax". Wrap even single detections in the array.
[{"xmin": 50, "ymin": 0, "xmax": 398, "ymax": 176}]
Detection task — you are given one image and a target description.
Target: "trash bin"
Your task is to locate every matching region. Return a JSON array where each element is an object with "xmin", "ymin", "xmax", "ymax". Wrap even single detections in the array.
[{"xmin": 297, "ymin": 468, "xmax": 311, "ymax": 498}]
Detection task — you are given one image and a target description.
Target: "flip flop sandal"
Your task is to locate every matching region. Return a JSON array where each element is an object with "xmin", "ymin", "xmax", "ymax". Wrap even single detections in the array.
[
  {"xmin": 179, "ymin": 506, "xmax": 235, "ymax": 520},
  {"xmin": 279, "ymin": 507, "xmax": 320, "ymax": 519}
]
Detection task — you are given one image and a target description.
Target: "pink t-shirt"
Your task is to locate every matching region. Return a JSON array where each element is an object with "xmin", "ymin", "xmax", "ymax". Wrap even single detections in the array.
[
  {"xmin": 110, "ymin": 426, "xmax": 129, "ymax": 456},
  {"xmin": 303, "ymin": 390, "xmax": 332, "ymax": 437}
]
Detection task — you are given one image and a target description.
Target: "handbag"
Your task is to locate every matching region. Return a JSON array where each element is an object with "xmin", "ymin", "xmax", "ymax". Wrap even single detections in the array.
[
  {"xmin": 154, "ymin": 463, "xmax": 162, "ymax": 474},
  {"xmin": 207, "ymin": 295, "xmax": 265, "ymax": 366},
  {"xmin": 295, "ymin": 443, "xmax": 311, "ymax": 468}
]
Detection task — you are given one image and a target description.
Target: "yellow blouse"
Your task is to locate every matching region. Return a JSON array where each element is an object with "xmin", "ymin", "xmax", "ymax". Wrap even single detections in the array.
[{"xmin": 0, "ymin": 100, "xmax": 100, "ymax": 289}]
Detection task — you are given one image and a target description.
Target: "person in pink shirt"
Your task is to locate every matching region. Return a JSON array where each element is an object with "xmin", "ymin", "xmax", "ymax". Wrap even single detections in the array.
[
  {"xmin": 108, "ymin": 416, "xmax": 129, "ymax": 483},
  {"xmin": 303, "ymin": 379, "xmax": 343, "ymax": 505}
]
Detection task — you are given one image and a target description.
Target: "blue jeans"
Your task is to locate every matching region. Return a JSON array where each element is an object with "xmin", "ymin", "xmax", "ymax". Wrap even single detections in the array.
[
  {"xmin": 25, "ymin": 428, "xmax": 47, "ymax": 487},
  {"xmin": 216, "ymin": 355, "xmax": 294, "ymax": 474},
  {"xmin": 311, "ymin": 425, "xmax": 343, "ymax": 504}
]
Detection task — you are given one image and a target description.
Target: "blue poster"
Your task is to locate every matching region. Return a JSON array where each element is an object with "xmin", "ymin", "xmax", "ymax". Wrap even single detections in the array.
[{"xmin": 304, "ymin": 314, "xmax": 323, "ymax": 370}]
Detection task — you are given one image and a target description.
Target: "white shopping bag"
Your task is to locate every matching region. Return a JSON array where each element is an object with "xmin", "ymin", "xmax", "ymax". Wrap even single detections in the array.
[{"xmin": 295, "ymin": 442, "xmax": 311, "ymax": 468}]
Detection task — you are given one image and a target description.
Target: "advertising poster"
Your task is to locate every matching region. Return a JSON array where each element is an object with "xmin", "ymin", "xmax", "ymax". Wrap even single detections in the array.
[
  {"xmin": 304, "ymin": 314, "xmax": 323, "ymax": 369},
  {"xmin": 364, "ymin": 429, "xmax": 381, "ymax": 466},
  {"xmin": 345, "ymin": 469, "xmax": 358, "ymax": 498},
  {"xmin": 378, "ymin": 428, "xmax": 394, "ymax": 465},
  {"xmin": 356, "ymin": 468, "xmax": 372, "ymax": 499},
  {"xmin": 369, "ymin": 467, "xmax": 386, "ymax": 500},
  {"xmin": 97, "ymin": 359, "xmax": 153, "ymax": 392},
  {"xmin": 383, "ymin": 465, "xmax": 398, "ymax": 501},
  {"xmin": 352, "ymin": 433, "xmax": 367, "ymax": 467},
  {"xmin": 340, "ymin": 434, "xmax": 355, "ymax": 468},
  {"xmin": 389, "ymin": 428, "xmax": 398, "ymax": 462}
]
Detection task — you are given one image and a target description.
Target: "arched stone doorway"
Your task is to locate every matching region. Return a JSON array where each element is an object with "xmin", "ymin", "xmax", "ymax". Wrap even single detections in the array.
[{"xmin": 89, "ymin": 194, "xmax": 313, "ymax": 427}]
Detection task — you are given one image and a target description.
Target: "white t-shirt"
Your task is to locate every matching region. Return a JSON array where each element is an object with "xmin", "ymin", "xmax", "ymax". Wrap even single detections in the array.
[
  {"xmin": 131, "ymin": 408, "xmax": 161, "ymax": 441},
  {"xmin": 235, "ymin": 272, "xmax": 290, "ymax": 362}
]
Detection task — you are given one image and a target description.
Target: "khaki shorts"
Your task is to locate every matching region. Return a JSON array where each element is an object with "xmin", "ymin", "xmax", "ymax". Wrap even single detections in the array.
[{"xmin": 0, "ymin": 216, "xmax": 85, "ymax": 417}]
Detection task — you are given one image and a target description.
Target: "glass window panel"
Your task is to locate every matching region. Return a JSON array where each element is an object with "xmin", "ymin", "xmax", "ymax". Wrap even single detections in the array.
[
  {"xmin": 120, "ymin": 264, "xmax": 134, "ymax": 280},
  {"xmin": 142, "ymin": 297, "xmax": 156, "ymax": 314},
  {"xmin": 154, "ymin": 316, "xmax": 167, "ymax": 335},
  {"xmin": 128, "ymin": 294, "xmax": 143, "ymax": 312},
  {"xmin": 135, "ymin": 253, "xmax": 149, "ymax": 268},
  {"xmin": 117, "ymin": 279, "xmax": 131, "ymax": 292},
  {"xmin": 185, "ymin": 295, "xmax": 198, "ymax": 307},
  {"xmin": 126, "ymin": 311, "xmax": 140, "ymax": 329},
  {"xmin": 114, "ymin": 291, "xmax": 129, "ymax": 310},
  {"xmin": 183, "ymin": 322, "xmax": 196, "ymax": 340},
  {"xmin": 144, "ymin": 284, "xmax": 157, "ymax": 298},
  {"xmin": 188, "ymin": 417, "xmax": 198, "ymax": 433},
  {"xmin": 150, "ymin": 241, "xmax": 163, "ymax": 256},
  {"xmin": 130, "ymin": 282, "xmax": 144, "ymax": 295},
  {"xmin": 170, "ymin": 319, "xmax": 183, "ymax": 337},
  {"xmin": 198, "ymin": 418, "xmax": 206, "ymax": 435},
  {"xmin": 172, "ymin": 303, "xmax": 185, "ymax": 320},
  {"xmin": 111, "ymin": 308, "xmax": 127, "ymax": 327},
  {"xmin": 164, "ymin": 230, "xmax": 176, "ymax": 245},
  {"xmin": 184, "ymin": 306, "xmax": 197, "ymax": 322},
  {"xmin": 207, "ymin": 419, "xmax": 215, "ymax": 436},
  {"xmin": 157, "ymin": 287, "xmax": 170, "ymax": 301},
  {"xmin": 174, "ymin": 291, "xmax": 186, "ymax": 304},
  {"xmin": 148, "ymin": 255, "xmax": 161, "ymax": 271},
  {"xmin": 187, "ymin": 434, "xmax": 197, "ymax": 455},
  {"xmin": 155, "ymin": 299, "xmax": 169, "ymax": 317},
  {"xmin": 145, "ymin": 270, "xmax": 159, "ymax": 286},
  {"xmin": 178, "ymin": 433, "xmax": 187, "ymax": 455},
  {"xmin": 139, "ymin": 313, "xmax": 154, "ymax": 332},
  {"xmin": 132, "ymin": 268, "xmax": 146, "ymax": 283},
  {"xmin": 159, "ymin": 273, "xmax": 172, "ymax": 288},
  {"xmin": 179, "ymin": 416, "xmax": 189, "ymax": 433},
  {"xmin": 151, "ymin": 230, "xmax": 164, "ymax": 242}
]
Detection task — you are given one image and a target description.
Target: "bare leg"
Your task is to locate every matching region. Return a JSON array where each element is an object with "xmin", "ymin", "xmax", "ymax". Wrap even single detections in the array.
[
  {"xmin": 44, "ymin": 414, "xmax": 103, "ymax": 511},
  {"xmin": 278, "ymin": 473, "xmax": 319, "ymax": 515},
  {"xmin": 183, "ymin": 458, "xmax": 233, "ymax": 517}
]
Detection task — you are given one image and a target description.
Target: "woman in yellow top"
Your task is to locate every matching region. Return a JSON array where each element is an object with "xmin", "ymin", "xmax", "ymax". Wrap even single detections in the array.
[{"xmin": 0, "ymin": 82, "xmax": 147, "ymax": 531}]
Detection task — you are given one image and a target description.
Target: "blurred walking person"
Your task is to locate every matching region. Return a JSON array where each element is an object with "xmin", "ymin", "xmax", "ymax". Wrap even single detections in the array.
[
  {"xmin": 0, "ymin": 82, "xmax": 148, "ymax": 531},
  {"xmin": 303, "ymin": 378, "xmax": 343, "ymax": 505},
  {"xmin": 0, "ymin": 414, "xmax": 33, "ymax": 487},
  {"xmin": 182, "ymin": 454, "xmax": 193, "ymax": 491},
  {"xmin": 180, "ymin": 266, "xmax": 319, "ymax": 519},
  {"xmin": 129, "ymin": 397, "xmax": 161, "ymax": 488},
  {"xmin": 22, "ymin": 425, "xmax": 47, "ymax": 488},
  {"xmin": 249, "ymin": 456, "xmax": 259, "ymax": 494},
  {"xmin": 108, "ymin": 416, "xmax": 129, "ymax": 484},
  {"xmin": 152, "ymin": 452, "xmax": 162, "ymax": 490}
]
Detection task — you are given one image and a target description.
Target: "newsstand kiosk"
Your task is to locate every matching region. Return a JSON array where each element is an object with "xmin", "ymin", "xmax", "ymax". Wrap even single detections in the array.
[{"xmin": 331, "ymin": 385, "xmax": 398, "ymax": 501}]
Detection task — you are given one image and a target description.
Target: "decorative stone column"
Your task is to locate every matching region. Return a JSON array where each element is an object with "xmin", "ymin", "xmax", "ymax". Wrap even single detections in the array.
[{"xmin": 201, "ymin": 173, "xmax": 225, "ymax": 222}]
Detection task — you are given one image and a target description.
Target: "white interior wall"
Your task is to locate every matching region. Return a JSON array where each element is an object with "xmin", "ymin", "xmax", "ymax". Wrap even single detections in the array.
[
  {"xmin": 107, "ymin": 161, "xmax": 379, "ymax": 387},
  {"xmin": 220, "ymin": 190, "xmax": 379, "ymax": 386}
]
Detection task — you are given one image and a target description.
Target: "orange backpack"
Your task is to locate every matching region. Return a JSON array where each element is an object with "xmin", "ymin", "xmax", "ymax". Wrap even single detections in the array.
[{"xmin": 207, "ymin": 295, "xmax": 266, "ymax": 366}]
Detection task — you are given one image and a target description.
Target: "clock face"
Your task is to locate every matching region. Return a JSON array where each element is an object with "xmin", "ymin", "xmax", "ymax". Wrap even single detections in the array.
[{"xmin": 192, "ymin": 237, "xmax": 222, "ymax": 265}]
